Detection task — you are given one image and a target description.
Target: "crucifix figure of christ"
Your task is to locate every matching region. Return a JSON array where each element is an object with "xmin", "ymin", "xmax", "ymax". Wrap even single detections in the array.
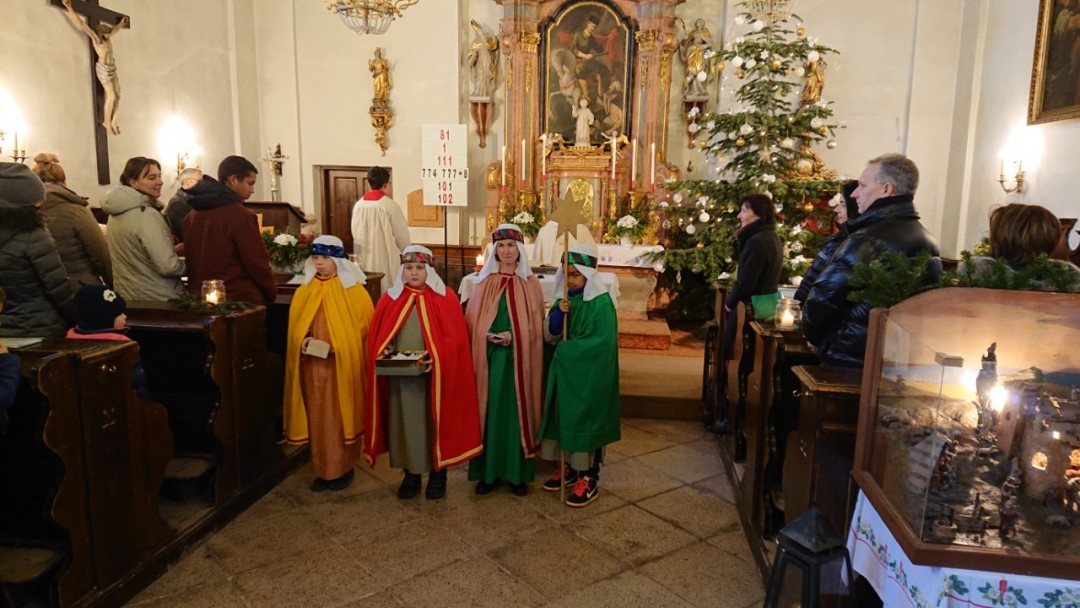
[{"xmin": 53, "ymin": 0, "xmax": 129, "ymax": 184}]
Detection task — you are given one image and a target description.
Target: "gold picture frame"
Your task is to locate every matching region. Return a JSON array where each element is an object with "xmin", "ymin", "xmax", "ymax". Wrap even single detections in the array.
[
  {"xmin": 540, "ymin": 0, "xmax": 634, "ymax": 144},
  {"xmin": 1028, "ymin": 0, "xmax": 1080, "ymax": 125}
]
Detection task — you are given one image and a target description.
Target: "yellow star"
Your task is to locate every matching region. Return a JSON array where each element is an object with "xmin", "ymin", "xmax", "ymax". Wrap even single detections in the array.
[{"xmin": 549, "ymin": 190, "xmax": 589, "ymax": 241}]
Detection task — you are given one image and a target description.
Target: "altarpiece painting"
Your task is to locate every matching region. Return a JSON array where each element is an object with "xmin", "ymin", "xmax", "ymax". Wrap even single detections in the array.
[
  {"xmin": 1029, "ymin": 0, "xmax": 1080, "ymax": 124},
  {"xmin": 540, "ymin": 1, "xmax": 634, "ymax": 144}
]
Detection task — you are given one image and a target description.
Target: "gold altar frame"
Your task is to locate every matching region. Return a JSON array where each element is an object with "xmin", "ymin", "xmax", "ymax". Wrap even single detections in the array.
[{"xmin": 540, "ymin": 0, "xmax": 634, "ymax": 143}]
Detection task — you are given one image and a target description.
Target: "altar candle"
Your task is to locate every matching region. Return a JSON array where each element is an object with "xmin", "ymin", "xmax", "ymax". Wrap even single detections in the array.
[
  {"xmin": 12, "ymin": 132, "xmax": 18, "ymax": 153},
  {"xmin": 999, "ymin": 160, "xmax": 1005, "ymax": 181},
  {"xmin": 500, "ymin": 145, "xmax": 506, "ymax": 191},
  {"xmin": 778, "ymin": 309, "xmax": 795, "ymax": 330},
  {"xmin": 650, "ymin": 142, "xmax": 656, "ymax": 191},
  {"xmin": 631, "ymin": 139, "xmax": 637, "ymax": 189},
  {"xmin": 610, "ymin": 132, "xmax": 617, "ymax": 182},
  {"xmin": 521, "ymin": 138, "xmax": 526, "ymax": 187},
  {"xmin": 475, "ymin": 253, "xmax": 484, "ymax": 271},
  {"xmin": 540, "ymin": 134, "xmax": 547, "ymax": 181}
]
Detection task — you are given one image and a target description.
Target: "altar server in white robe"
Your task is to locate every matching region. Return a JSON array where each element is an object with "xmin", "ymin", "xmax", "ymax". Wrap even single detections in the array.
[{"xmin": 350, "ymin": 166, "xmax": 411, "ymax": 292}]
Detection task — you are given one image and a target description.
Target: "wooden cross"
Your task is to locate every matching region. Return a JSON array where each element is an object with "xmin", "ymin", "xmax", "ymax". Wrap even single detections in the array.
[{"xmin": 51, "ymin": 0, "xmax": 130, "ymax": 185}]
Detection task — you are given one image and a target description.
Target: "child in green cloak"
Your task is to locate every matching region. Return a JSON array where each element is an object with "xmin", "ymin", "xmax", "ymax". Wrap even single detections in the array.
[{"xmin": 540, "ymin": 244, "xmax": 621, "ymax": 507}]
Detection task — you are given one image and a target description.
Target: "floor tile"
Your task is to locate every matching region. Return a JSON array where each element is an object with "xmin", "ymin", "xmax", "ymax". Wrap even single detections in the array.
[
  {"xmin": 523, "ymin": 486, "xmax": 628, "ymax": 524},
  {"xmin": 637, "ymin": 485, "xmax": 742, "ymax": 539},
  {"xmin": 694, "ymin": 473, "xmax": 738, "ymax": 505},
  {"xmin": 544, "ymin": 570, "xmax": 694, "ymax": 608},
  {"xmin": 228, "ymin": 486, "xmax": 299, "ymax": 528},
  {"xmin": 488, "ymin": 527, "xmax": 628, "ymax": 600},
  {"xmin": 623, "ymin": 418, "xmax": 712, "ymax": 444},
  {"xmin": 640, "ymin": 541, "xmax": 765, "ymax": 608},
  {"xmin": 127, "ymin": 580, "xmax": 252, "ymax": 608},
  {"xmin": 600, "ymin": 457, "xmax": 684, "ymax": 503},
  {"xmin": 706, "ymin": 528, "xmax": 756, "ymax": 565},
  {"xmin": 389, "ymin": 556, "xmax": 544, "ymax": 608},
  {"xmin": 569, "ymin": 505, "xmax": 696, "ymax": 565},
  {"xmin": 431, "ymin": 493, "xmax": 558, "ymax": 553},
  {"xmin": 636, "ymin": 443, "xmax": 725, "ymax": 484},
  {"xmin": 607, "ymin": 423, "xmax": 679, "ymax": 458},
  {"xmin": 303, "ymin": 487, "xmax": 423, "ymax": 543},
  {"xmin": 341, "ymin": 517, "xmax": 477, "ymax": 587},
  {"xmin": 125, "ymin": 545, "xmax": 228, "ymax": 602},
  {"xmin": 337, "ymin": 592, "xmax": 404, "ymax": 608},
  {"xmin": 205, "ymin": 509, "xmax": 338, "ymax": 574},
  {"xmin": 234, "ymin": 544, "xmax": 383, "ymax": 608}
]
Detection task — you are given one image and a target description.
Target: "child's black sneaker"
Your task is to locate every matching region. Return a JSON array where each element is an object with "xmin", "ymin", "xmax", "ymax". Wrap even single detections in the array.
[
  {"xmin": 565, "ymin": 475, "xmax": 598, "ymax": 508},
  {"xmin": 542, "ymin": 464, "xmax": 578, "ymax": 492}
]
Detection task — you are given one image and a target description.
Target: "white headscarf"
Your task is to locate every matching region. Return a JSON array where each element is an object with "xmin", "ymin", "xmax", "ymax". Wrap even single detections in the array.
[
  {"xmin": 387, "ymin": 244, "xmax": 447, "ymax": 300},
  {"xmin": 301, "ymin": 235, "xmax": 368, "ymax": 288},
  {"xmin": 478, "ymin": 223, "xmax": 532, "ymax": 282},
  {"xmin": 553, "ymin": 243, "xmax": 616, "ymax": 304}
]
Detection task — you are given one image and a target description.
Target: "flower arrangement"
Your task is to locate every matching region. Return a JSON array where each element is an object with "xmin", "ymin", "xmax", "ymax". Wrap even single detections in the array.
[
  {"xmin": 500, "ymin": 202, "xmax": 542, "ymax": 239},
  {"xmin": 262, "ymin": 230, "xmax": 316, "ymax": 270},
  {"xmin": 606, "ymin": 213, "xmax": 648, "ymax": 244}
]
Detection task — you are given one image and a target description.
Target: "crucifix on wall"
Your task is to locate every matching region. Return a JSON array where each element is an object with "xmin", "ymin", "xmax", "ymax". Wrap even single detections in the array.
[{"xmin": 52, "ymin": 0, "xmax": 130, "ymax": 185}]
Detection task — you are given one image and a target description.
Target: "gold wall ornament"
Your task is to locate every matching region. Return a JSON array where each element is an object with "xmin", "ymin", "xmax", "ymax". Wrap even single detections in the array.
[
  {"xmin": 322, "ymin": 0, "xmax": 419, "ymax": 36},
  {"xmin": 635, "ymin": 30, "xmax": 657, "ymax": 52},
  {"xmin": 520, "ymin": 31, "xmax": 540, "ymax": 54},
  {"xmin": 567, "ymin": 178, "xmax": 594, "ymax": 221},
  {"xmin": 506, "ymin": 57, "xmax": 513, "ymax": 91},
  {"xmin": 640, "ymin": 57, "xmax": 649, "ymax": 90},
  {"xmin": 800, "ymin": 59, "xmax": 827, "ymax": 106},
  {"xmin": 485, "ymin": 161, "xmax": 502, "ymax": 190},
  {"xmin": 525, "ymin": 60, "xmax": 533, "ymax": 93},
  {"xmin": 659, "ymin": 52, "xmax": 672, "ymax": 93},
  {"xmin": 370, "ymin": 110, "xmax": 393, "ymax": 155}
]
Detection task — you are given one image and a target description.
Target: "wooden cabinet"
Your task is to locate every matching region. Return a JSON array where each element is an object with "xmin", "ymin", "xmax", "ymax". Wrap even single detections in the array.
[{"xmin": 784, "ymin": 365, "xmax": 862, "ymax": 534}]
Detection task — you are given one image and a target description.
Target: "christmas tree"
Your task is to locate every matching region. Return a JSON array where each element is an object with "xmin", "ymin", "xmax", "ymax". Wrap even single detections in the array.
[{"xmin": 659, "ymin": 2, "xmax": 845, "ymax": 317}]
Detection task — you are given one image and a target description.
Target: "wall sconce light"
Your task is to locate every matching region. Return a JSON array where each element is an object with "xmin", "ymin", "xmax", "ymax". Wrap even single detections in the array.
[
  {"xmin": 998, "ymin": 160, "xmax": 1024, "ymax": 194},
  {"xmin": 157, "ymin": 116, "xmax": 200, "ymax": 179}
]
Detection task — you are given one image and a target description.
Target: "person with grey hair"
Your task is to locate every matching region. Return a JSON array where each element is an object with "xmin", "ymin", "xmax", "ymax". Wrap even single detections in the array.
[
  {"xmin": 164, "ymin": 167, "xmax": 203, "ymax": 242},
  {"xmin": 802, "ymin": 153, "xmax": 942, "ymax": 367}
]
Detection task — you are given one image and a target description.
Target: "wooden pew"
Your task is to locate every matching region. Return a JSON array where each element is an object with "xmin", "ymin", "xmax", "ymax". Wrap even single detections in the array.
[
  {"xmin": 784, "ymin": 365, "xmax": 862, "ymax": 535},
  {"xmin": 1, "ymin": 340, "xmax": 173, "ymax": 608}
]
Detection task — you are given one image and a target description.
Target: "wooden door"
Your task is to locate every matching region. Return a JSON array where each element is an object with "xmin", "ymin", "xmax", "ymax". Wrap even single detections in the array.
[{"xmin": 317, "ymin": 165, "xmax": 393, "ymax": 254}]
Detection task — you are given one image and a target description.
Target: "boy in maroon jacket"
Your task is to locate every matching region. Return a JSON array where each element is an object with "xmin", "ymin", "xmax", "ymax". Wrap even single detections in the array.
[{"xmin": 182, "ymin": 156, "xmax": 277, "ymax": 305}]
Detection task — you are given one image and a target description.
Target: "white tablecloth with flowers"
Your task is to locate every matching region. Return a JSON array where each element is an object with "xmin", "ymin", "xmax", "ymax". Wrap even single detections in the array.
[{"xmin": 846, "ymin": 491, "xmax": 1080, "ymax": 608}]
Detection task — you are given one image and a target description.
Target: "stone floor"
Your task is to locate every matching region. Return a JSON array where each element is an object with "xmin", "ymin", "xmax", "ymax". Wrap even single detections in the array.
[{"xmin": 127, "ymin": 418, "xmax": 764, "ymax": 608}]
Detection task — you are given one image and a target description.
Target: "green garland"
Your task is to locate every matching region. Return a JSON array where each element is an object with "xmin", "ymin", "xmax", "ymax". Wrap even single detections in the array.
[
  {"xmin": 168, "ymin": 296, "xmax": 257, "ymax": 313},
  {"xmin": 847, "ymin": 251, "xmax": 936, "ymax": 309}
]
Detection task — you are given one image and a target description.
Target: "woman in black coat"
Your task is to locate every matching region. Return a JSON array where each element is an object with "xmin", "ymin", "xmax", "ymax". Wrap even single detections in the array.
[
  {"xmin": 722, "ymin": 193, "xmax": 783, "ymax": 359},
  {"xmin": 0, "ymin": 163, "xmax": 75, "ymax": 337},
  {"xmin": 794, "ymin": 180, "xmax": 859, "ymax": 304}
]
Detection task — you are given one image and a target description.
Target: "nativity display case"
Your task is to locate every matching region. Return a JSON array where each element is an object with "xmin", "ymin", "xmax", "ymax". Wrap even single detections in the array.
[{"xmin": 852, "ymin": 288, "xmax": 1080, "ymax": 579}]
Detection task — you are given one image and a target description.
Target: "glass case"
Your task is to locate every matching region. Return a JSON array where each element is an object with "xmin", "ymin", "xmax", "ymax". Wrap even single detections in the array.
[{"xmin": 853, "ymin": 287, "xmax": 1080, "ymax": 579}]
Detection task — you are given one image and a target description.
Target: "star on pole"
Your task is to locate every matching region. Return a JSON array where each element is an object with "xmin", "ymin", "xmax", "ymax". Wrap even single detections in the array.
[{"xmin": 549, "ymin": 190, "xmax": 590, "ymax": 240}]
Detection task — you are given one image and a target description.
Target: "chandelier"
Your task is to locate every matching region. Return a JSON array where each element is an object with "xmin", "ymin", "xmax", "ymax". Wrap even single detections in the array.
[
  {"xmin": 323, "ymin": 0, "xmax": 419, "ymax": 36},
  {"xmin": 744, "ymin": 0, "xmax": 796, "ymax": 23}
]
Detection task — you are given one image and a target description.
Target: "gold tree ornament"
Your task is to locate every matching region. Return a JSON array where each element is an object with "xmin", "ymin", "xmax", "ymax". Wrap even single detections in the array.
[
  {"xmin": 795, "ymin": 25, "xmax": 806, "ymax": 37},
  {"xmin": 735, "ymin": 137, "xmax": 746, "ymax": 147}
]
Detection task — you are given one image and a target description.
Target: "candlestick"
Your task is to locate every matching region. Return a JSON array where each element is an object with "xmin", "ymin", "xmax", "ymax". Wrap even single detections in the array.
[
  {"xmin": 610, "ymin": 132, "xmax": 617, "ymax": 181},
  {"xmin": 631, "ymin": 139, "xmax": 637, "ymax": 189},
  {"xmin": 650, "ymin": 142, "xmax": 656, "ymax": 191},
  {"xmin": 521, "ymin": 138, "xmax": 526, "ymax": 187},
  {"xmin": 540, "ymin": 134, "xmax": 547, "ymax": 181},
  {"xmin": 501, "ymin": 144, "xmax": 506, "ymax": 191}
]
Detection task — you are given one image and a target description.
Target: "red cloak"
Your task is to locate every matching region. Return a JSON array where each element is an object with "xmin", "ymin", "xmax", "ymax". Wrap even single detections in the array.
[{"xmin": 364, "ymin": 286, "xmax": 483, "ymax": 470}]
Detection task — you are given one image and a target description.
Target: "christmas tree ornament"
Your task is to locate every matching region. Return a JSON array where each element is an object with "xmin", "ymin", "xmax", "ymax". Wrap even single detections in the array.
[
  {"xmin": 696, "ymin": 242, "xmax": 705, "ymax": 249},
  {"xmin": 699, "ymin": 211, "xmax": 711, "ymax": 223},
  {"xmin": 685, "ymin": 224, "xmax": 697, "ymax": 235},
  {"xmin": 735, "ymin": 15, "xmax": 746, "ymax": 25},
  {"xmin": 795, "ymin": 25, "xmax": 806, "ymax": 37},
  {"xmin": 732, "ymin": 56, "xmax": 744, "ymax": 67},
  {"xmin": 772, "ymin": 59, "xmax": 782, "ymax": 69},
  {"xmin": 819, "ymin": 125, "xmax": 829, "ymax": 134},
  {"xmin": 802, "ymin": 201, "xmax": 815, "ymax": 213},
  {"xmin": 751, "ymin": 20, "xmax": 764, "ymax": 31},
  {"xmin": 737, "ymin": 69, "xmax": 747, "ymax": 79},
  {"xmin": 810, "ymin": 117, "xmax": 824, "ymax": 129},
  {"xmin": 735, "ymin": 137, "xmax": 746, "ymax": 147},
  {"xmin": 826, "ymin": 139, "xmax": 838, "ymax": 149},
  {"xmin": 780, "ymin": 137, "xmax": 794, "ymax": 149}
]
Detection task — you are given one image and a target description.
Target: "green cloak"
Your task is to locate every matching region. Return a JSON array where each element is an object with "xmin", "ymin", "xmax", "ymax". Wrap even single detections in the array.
[{"xmin": 541, "ymin": 292, "xmax": 621, "ymax": 453}]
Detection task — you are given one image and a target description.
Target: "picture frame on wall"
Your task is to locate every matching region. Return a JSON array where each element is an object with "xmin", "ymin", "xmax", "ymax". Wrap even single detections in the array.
[
  {"xmin": 1028, "ymin": 0, "xmax": 1080, "ymax": 125},
  {"xmin": 539, "ymin": 0, "xmax": 634, "ymax": 144}
]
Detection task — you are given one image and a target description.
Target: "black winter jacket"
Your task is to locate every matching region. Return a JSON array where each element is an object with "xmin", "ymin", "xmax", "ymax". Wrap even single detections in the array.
[
  {"xmin": 724, "ymin": 219, "xmax": 783, "ymax": 310},
  {"xmin": 0, "ymin": 224, "xmax": 75, "ymax": 337},
  {"xmin": 802, "ymin": 194, "xmax": 941, "ymax": 367},
  {"xmin": 0, "ymin": 351, "xmax": 19, "ymax": 436}
]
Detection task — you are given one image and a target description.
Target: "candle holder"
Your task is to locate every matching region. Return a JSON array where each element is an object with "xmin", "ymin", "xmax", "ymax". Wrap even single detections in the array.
[
  {"xmin": 202, "ymin": 279, "xmax": 226, "ymax": 305},
  {"xmin": 347, "ymin": 253, "xmax": 362, "ymax": 269},
  {"xmin": 775, "ymin": 298, "xmax": 801, "ymax": 330}
]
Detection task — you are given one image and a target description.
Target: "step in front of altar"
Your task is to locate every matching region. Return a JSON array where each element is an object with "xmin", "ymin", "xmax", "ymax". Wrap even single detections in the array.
[{"xmin": 617, "ymin": 318, "xmax": 672, "ymax": 350}]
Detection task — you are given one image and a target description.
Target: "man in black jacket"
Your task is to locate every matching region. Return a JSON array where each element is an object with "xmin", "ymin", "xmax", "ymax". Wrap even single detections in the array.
[{"xmin": 802, "ymin": 153, "xmax": 942, "ymax": 367}]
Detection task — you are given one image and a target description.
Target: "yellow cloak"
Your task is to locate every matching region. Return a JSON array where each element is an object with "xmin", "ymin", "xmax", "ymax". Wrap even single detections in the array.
[{"xmin": 284, "ymin": 276, "xmax": 373, "ymax": 444}]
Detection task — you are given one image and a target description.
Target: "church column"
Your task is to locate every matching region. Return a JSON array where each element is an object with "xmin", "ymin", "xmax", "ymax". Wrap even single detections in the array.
[{"xmin": 635, "ymin": 1, "xmax": 680, "ymax": 184}]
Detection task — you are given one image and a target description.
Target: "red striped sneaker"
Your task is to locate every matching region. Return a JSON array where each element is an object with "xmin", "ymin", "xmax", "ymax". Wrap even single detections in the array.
[{"xmin": 565, "ymin": 475, "xmax": 598, "ymax": 508}]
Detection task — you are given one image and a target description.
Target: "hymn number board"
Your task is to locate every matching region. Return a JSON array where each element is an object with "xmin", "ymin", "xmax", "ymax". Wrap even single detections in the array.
[{"xmin": 421, "ymin": 124, "xmax": 468, "ymax": 207}]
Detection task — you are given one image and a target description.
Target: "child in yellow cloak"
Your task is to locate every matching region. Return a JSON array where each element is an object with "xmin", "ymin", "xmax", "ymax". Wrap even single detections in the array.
[{"xmin": 284, "ymin": 235, "xmax": 374, "ymax": 491}]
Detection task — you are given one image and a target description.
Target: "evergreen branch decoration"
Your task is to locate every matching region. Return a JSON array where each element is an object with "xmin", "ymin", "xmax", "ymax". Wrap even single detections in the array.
[
  {"xmin": 847, "ymin": 251, "xmax": 936, "ymax": 309},
  {"xmin": 943, "ymin": 251, "xmax": 1080, "ymax": 293},
  {"xmin": 168, "ymin": 296, "xmax": 257, "ymax": 313}
]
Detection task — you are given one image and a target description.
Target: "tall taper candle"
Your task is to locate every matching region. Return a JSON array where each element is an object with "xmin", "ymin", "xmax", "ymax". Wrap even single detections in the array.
[
  {"xmin": 521, "ymin": 139, "xmax": 526, "ymax": 187},
  {"xmin": 540, "ymin": 134, "xmax": 547, "ymax": 182},
  {"xmin": 610, "ymin": 132, "xmax": 617, "ymax": 181},
  {"xmin": 631, "ymin": 139, "xmax": 637, "ymax": 189},
  {"xmin": 501, "ymin": 144, "xmax": 506, "ymax": 191},
  {"xmin": 650, "ymin": 142, "xmax": 656, "ymax": 191}
]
